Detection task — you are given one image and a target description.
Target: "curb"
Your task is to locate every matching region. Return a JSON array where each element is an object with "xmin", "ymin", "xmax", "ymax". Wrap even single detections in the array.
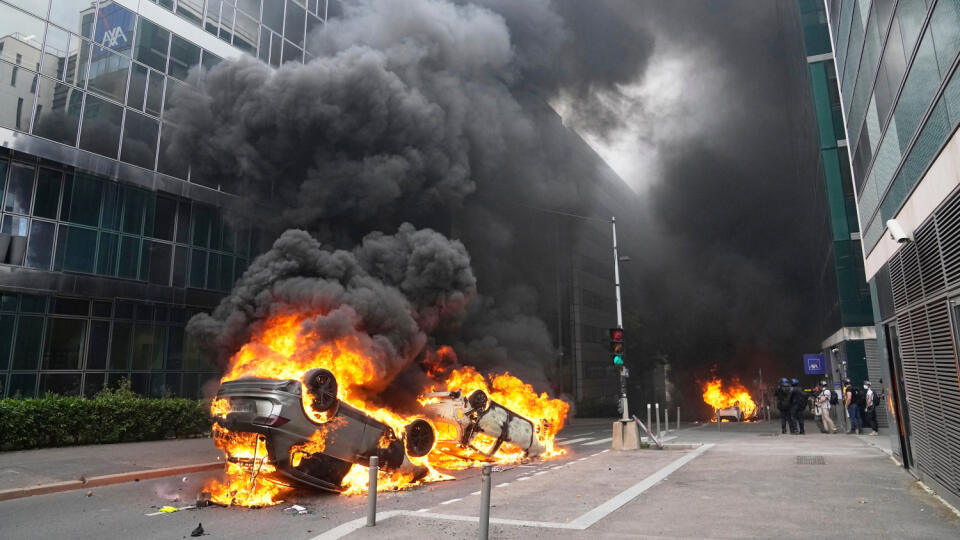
[{"xmin": 0, "ymin": 462, "xmax": 224, "ymax": 502}]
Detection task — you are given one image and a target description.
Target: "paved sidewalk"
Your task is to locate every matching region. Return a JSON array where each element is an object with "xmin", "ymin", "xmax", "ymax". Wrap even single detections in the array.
[{"xmin": 0, "ymin": 437, "xmax": 221, "ymax": 491}]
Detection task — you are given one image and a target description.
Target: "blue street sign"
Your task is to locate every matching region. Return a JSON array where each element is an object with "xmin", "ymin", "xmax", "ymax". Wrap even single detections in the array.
[{"xmin": 803, "ymin": 353, "xmax": 825, "ymax": 375}]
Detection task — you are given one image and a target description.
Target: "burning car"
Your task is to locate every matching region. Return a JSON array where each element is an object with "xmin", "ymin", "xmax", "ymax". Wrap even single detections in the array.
[
  {"xmin": 421, "ymin": 389, "xmax": 546, "ymax": 459},
  {"xmin": 212, "ymin": 368, "xmax": 436, "ymax": 493},
  {"xmin": 716, "ymin": 402, "xmax": 744, "ymax": 422}
]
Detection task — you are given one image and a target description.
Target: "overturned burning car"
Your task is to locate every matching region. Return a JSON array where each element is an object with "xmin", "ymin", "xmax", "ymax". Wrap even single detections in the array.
[{"xmin": 212, "ymin": 368, "xmax": 436, "ymax": 493}]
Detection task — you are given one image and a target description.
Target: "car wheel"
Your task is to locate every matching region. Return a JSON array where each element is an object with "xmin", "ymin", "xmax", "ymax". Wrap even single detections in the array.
[
  {"xmin": 404, "ymin": 419, "xmax": 436, "ymax": 457},
  {"xmin": 303, "ymin": 368, "xmax": 339, "ymax": 412}
]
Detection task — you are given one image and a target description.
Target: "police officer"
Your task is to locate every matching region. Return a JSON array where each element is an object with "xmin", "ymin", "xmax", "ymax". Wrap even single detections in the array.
[
  {"xmin": 775, "ymin": 378, "xmax": 793, "ymax": 434},
  {"xmin": 789, "ymin": 379, "xmax": 807, "ymax": 435}
]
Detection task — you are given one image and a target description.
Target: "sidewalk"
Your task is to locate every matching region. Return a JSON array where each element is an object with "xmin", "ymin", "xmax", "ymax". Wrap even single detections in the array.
[{"xmin": 0, "ymin": 438, "xmax": 222, "ymax": 493}]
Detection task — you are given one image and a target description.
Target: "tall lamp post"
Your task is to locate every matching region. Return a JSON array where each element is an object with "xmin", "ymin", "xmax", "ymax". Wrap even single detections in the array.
[{"xmin": 612, "ymin": 217, "xmax": 629, "ymax": 421}]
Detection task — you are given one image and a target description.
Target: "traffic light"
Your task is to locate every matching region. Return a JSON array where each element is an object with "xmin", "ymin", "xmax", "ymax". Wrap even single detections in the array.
[{"xmin": 609, "ymin": 327, "xmax": 624, "ymax": 365}]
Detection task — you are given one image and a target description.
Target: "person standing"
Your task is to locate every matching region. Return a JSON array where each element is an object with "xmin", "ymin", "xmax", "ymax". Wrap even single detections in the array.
[
  {"xmin": 775, "ymin": 378, "xmax": 793, "ymax": 434},
  {"xmin": 863, "ymin": 380, "xmax": 879, "ymax": 436},
  {"xmin": 844, "ymin": 379, "xmax": 862, "ymax": 435},
  {"xmin": 817, "ymin": 385, "xmax": 837, "ymax": 433},
  {"xmin": 789, "ymin": 379, "xmax": 806, "ymax": 435}
]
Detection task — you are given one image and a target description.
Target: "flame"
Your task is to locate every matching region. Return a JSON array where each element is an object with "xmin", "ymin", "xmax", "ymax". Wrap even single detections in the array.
[
  {"xmin": 701, "ymin": 378, "xmax": 757, "ymax": 421},
  {"xmin": 205, "ymin": 312, "xmax": 568, "ymax": 505}
]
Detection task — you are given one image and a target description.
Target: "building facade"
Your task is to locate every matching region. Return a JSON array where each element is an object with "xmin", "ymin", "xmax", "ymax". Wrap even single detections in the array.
[
  {"xmin": 824, "ymin": 0, "xmax": 960, "ymax": 507},
  {"xmin": 797, "ymin": 0, "xmax": 881, "ymax": 426}
]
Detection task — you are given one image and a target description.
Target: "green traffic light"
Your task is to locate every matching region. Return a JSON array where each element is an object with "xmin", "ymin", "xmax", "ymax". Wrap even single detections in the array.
[{"xmin": 613, "ymin": 355, "xmax": 624, "ymax": 366}]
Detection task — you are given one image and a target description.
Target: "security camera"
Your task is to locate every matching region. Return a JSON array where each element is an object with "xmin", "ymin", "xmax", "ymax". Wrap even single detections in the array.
[{"xmin": 886, "ymin": 219, "xmax": 913, "ymax": 243}]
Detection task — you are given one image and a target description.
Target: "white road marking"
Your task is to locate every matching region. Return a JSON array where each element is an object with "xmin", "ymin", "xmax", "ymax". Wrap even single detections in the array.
[
  {"xmin": 583, "ymin": 437, "xmax": 613, "ymax": 446},
  {"xmin": 310, "ymin": 444, "xmax": 715, "ymax": 539},
  {"xmin": 416, "ymin": 508, "xmax": 430, "ymax": 513},
  {"xmin": 439, "ymin": 498, "xmax": 462, "ymax": 505},
  {"xmin": 577, "ymin": 457, "xmax": 588, "ymax": 461},
  {"xmin": 590, "ymin": 453, "xmax": 602, "ymax": 457},
  {"xmin": 517, "ymin": 476, "xmax": 530, "ymax": 481},
  {"xmin": 559, "ymin": 437, "xmax": 593, "ymax": 445},
  {"xmin": 471, "ymin": 491, "xmax": 481, "ymax": 495},
  {"xmin": 496, "ymin": 482, "xmax": 510, "ymax": 487},
  {"xmin": 534, "ymin": 471, "xmax": 548, "ymax": 476},
  {"xmin": 601, "ymin": 449, "xmax": 610, "ymax": 453}
]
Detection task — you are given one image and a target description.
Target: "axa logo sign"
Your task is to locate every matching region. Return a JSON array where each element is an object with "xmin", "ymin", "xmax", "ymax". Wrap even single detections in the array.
[{"xmin": 100, "ymin": 26, "xmax": 127, "ymax": 48}]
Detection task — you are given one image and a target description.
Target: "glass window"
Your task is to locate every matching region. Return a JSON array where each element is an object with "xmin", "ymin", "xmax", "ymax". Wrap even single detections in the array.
[
  {"xmin": 173, "ymin": 245, "xmax": 187, "ymax": 286},
  {"xmin": 62, "ymin": 226, "xmax": 97, "ymax": 273},
  {"xmin": 239, "ymin": 0, "xmax": 261, "ymax": 18},
  {"xmin": 83, "ymin": 372, "xmax": 105, "ymax": 396},
  {"xmin": 139, "ymin": 239, "xmax": 152, "ymax": 280},
  {"xmin": 285, "ymin": 0, "xmax": 306, "ymax": 47},
  {"xmin": 894, "ymin": 31, "xmax": 941, "ymax": 154},
  {"xmin": 64, "ymin": 37, "xmax": 92, "ymax": 89},
  {"xmin": 167, "ymin": 35, "xmax": 200, "ymax": 80},
  {"xmin": 120, "ymin": 110, "xmax": 159, "ymax": 169},
  {"xmin": 92, "ymin": 301, "xmax": 111, "ymax": 317},
  {"xmin": 192, "ymin": 204, "xmax": 211, "ymax": 247},
  {"xmin": 127, "ymin": 63, "xmax": 148, "ymax": 110},
  {"xmin": 0, "ymin": 314, "xmax": 14, "ymax": 370},
  {"xmin": 0, "ymin": 60, "xmax": 37, "ymax": 132},
  {"xmin": 34, "ymin": 168, "xmax": 61, "ymax": 219},
  {"xmin": 152, "ymin": 326, "xmax": 167, "ymax": 370},
  {"xmin": 93, "ymin": 3, "xmax": 136, "ymax": 56},
  {"xmin": 40, "ymin": 373, "xmax": 82, "ymax": 396},
  {"xmin": 121, "ymin": 186, "xmax": 147, "ymax": 234},
  {"xmin": 4, "ymin": 163, "xmax": 35, "ymax": 215},
  {"xmin": 132, "ymin": 324, "xmax": 155, "ymax": 370},
  {"xmin": 189, "ymin": 249, "xmax": 207, "ymax": 288},
  {"xmin": 0, "ymin": 293, "xmax": 17, "ymax": 311},
  {"xmin": 25, "ymin": 219, "xmax": 55, "ymax": 270},
  {"xmin": 0, "ymin": 6, "xmax": 45, "ymax": 65},
  {"xmin": 283, "ymin": 40, "xmax": 302, "ymax": 64},
  {"xmin": 118, "ymin": 235, "xmax": 140, "ymax": 279},
  {"xmin": 60, "ymin": 173, "xmax": 102, "ymax": 226},
  {"xmin": 13, "ymin": 315, "xmax": 44, "ymax": 369},
  {"xmin": 930, "ymin": 0, "xmax": 960, "ymax": 76},
  {"xmin": 176, "ymin": 0, "xmax": 204, "ymax": 25},
  {"xmin": 9, "ymin": 373, "xmax": 36, "ymax": 398},
  {"xmin": 153, "ymin": 196, "xmax": 176, "ymax": 240},
  {"xmin": 50, "ymin": 0, "xmax": 95, "ymax": 38},
  {"xmin": 134, "ymin": 18, "xmax": 169, "ymax": 72},
  {"xmin": 96, "ymin": 231, "xmax": 118, "ymax": 275},
  {"xmin": 1, "ymin": 214, "xmax": 29, "ymax": 236},
  {"xmin": 234, "ymin": 11, "xmax": 259, "ymax": 54},
  {"xmin": 148, "ymin": 241, "xmax": 172, "ymax": 285},
  {"xmin": 207, "ymin": 252, "xmax": 221, "ymax": 290},
  {"xmin": 79, "ymin": 94, "xmax": 123, "ymax": 158},
  {"xmin": 109, "ymin": 321, "xmax": 132, "ymax": 370},
  {"xmin": 158, "ymin": 123, "xmax": 188, "ymax": 179},
  {"xmin": 42, "ymin": 25, "xmax": 71, "ymax": 80},
  {"xmin": 19, "ymin": 294, "xmax": 46, "ymax": 313},
  {"xmin": 176, "ymin": 200, "xmax": 191, "ymax": 242},
  {"xmin": 87, "ymin": 46, "xmax": 131, "ymax": 102},
  {"xmin": 258, "ymin": 29, "xmax": 271, "ymax": 63},
  {"xmin": 53, "ymin": 297, "xmax": 88, "ymax": 316},
  {"xmin": 87, "ymin": 320, "xmax": 109, "ymax": 369},
  {"xmin": 220, "ymin": 4, "xmax": 236, "ymax": 43},
  {"xmin": 306, "ymin": 13, "xmax": 322, "ymax": 43},
  {"xmin": 32, "ymin": 78, "xmax": 83, "ymax": 146},
  {"xmin": 145, "ymin": 68, "xmax": 164, "ymax": 116},
  {"xmin": 270, "ymin": 32, "xmax": 282, "ymax": 67},
  {"xmin": 263, "ymin": 1, "xmax": 284, "ymax": 33},
  {"xmin": 42, "ymin": 318, "xmax": 86, "ymax": 370}
]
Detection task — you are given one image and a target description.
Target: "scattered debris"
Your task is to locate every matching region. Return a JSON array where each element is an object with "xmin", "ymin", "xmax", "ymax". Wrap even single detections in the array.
[
  {"xmin": 159, "ymin": 506, "xmax": 180, "ymax": 514},
  {"xmin": 196, "ymin": 492, "xmax": 213, "ymax": 508},
  {"xmin": 858, "ymin": 500, "xmax": 868, "ymax": 504},
  {"xmin": 79, "ymin": 475, "xmax": 87, "ymax": 484},
  {"xmin": 190, "ymin": 523, "xmax": 204, "ymax": 537},
  {"xmin": 493, "ymin": 466, "xmax": 503, "ymax": 472},
  {"xmin": 283, "ymin": 504, "xmax": 309, "ymax": 515},
  {"xmin": 86, "ymin": 491, "xmax": 93, "ymax": 497}
]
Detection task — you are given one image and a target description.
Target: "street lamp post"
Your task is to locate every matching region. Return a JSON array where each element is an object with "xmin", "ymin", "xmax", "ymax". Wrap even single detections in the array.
[{"xmin": 612, "ymin": 217, "xmax": 628, "ymax": 421}]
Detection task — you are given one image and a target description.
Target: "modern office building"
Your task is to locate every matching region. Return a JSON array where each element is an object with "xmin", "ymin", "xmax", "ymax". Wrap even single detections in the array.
[
  {"xmin": 797, "ymin": 0, "xmax": 880, "ymax": 423},
  {"xmin": 824, "ymin": 0, "xmax": 960, "ymax": 507},
  {"xmin": 0, "ymin": 0, "xmax": 633, "ymax": 413}
]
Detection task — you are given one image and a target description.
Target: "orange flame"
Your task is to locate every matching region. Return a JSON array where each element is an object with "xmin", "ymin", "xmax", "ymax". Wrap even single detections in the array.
[
  {"xmin": 205, "ymin": 312, "xmax": 568, "ymax": 505},
  {"xmin": 701, "ymin": 378, "xmax": 756, "ymax": 421}
]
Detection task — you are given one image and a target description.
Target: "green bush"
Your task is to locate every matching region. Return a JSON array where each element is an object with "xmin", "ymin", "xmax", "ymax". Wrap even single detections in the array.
[{"xmin": 0, "ymin": 380, "xmax": 212, "ymax": 450}]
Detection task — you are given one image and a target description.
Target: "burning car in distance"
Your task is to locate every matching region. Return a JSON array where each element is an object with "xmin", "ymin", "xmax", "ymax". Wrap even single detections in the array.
[{"xmin": 212, "ymin": 368, "xmax": 436, "ymax": 494}]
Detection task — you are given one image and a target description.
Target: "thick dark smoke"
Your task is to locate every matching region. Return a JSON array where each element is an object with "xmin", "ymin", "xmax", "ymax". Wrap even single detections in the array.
[
  {"xmin": 188, "ymin": 224, "xmax": 476, "ymax": 393},
  {"xmin": 177, "ymin": 0, "xmax": 654, "ymax": 398}
]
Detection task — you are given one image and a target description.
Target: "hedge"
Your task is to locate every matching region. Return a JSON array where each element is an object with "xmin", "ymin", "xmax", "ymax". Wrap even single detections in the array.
[{"xmin": 0, "ymin": 380, "xmax": 212, "ymax": 450}]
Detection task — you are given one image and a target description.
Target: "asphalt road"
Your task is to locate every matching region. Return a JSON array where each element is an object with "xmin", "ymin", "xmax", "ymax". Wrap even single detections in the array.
[{"xmin": 0, "ymin": 421, "xmax": 615, "ymax": 540}]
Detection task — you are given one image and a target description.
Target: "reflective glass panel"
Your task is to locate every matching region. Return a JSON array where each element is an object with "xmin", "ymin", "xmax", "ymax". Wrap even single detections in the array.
[
  {"xmin": 0, "ymin": 314, "xmax": 13, "ymax": 370},
  {"xmin": 25, "ymin": 219, "xmax": 54, "ymax": 269},
  {"xmin": 134, "ymin": 18, "xmax": 169, "ymax": 72},
  {"xmin": 109, "ymin": 321, "xmax": 131, "ymax": 370},
  {"xmin": 263, "ymin": 1, "xmax": 284, "ymax": 32},
  {"xmin": 61, "ymin": 172, "xmax": 101, "ymax": 226},
  {"xmin": 148, "ymin": 241, "xmax": 171, "ymax": 285},
  {"xmin": 118, "ymin": 235, "xmax": 139, "ymax": 278},
  {"xmin": 6, "ymin": 0, "xmax": 48, "ymax": 19},
  {"xmin": 42, "ymin": 318, "xmax": 86, "ymax": 370},
  {"xmin": 95, "ymin": 231, "xmax": 117, "ymax": 275},
  {"xmin": 234, "ymin": 11, "xmax": 258, "ymax": 53},
  {"xmin": 157, "ymin": 123, "xmax": 188, "ymax": 179},
  {"xmin": 120, "ymin": 110, "xmax": 159, "ymax": 169},
  {"xmin": 41, "ymin": 25, "xmax": 71, "ymax": 80},
  {"xmin": 78, "ymin": 94, "xmax": 122, "ymax": 158},
  {"xmin": 285, "ymin": 0, "xmax": 306, "ymax": 47},
  {"xmin": 93, "ymin": 3, "xmax": 136, "ymax": 55},
  {"xmin": 127, "ymin": 62, "xmax": 147, "ymax": 109},
  {"xmin": 167, "ymin": 34, "xmax": 200, "ymax": 80},
  {"xmin": 34, "ymin": 168, "xmax": 61, "ymax": 219},
  {"xmin": 33, "ymin": 77, "xmax": 82, "ymax": 147},
  {"xmin": 0, "ymin": 60, "xmax": 37, "ymax": 132},
  {"xmin": 4, "ymin": 163, "xmax": 35, "ymax": 215},
  {"xmin": 13, "ymin": 315, "xmax": 43, "ymax": 369},
  {"xmin": 145, "ymin": 68, "xmax": 164, "ymax": 116},
  {"xmin": 62, "ymin": 225, "xmax": 97, "ymax": 273},
  {"xmin": 50, "ymin": 0, "xmax": 95, "ymax": 38},
  {"xmin": 87, "ymin": 45, "xmax": 130, "ymax": 102},
  {"xmin": 87, "ymin": 320, "xmax": 109, "ymax": 369},
  {"xmin": 0, "ymin": 5, "xmax": 45, "ymax": 65}
]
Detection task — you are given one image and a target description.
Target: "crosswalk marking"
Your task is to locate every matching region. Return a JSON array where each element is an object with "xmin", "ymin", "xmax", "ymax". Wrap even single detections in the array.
[
  {"xmin": 559, "ymin": 437, "xmax": 593, "ymax": 445},
  {"xmin": 583, "ymin": 437, "xmax": 613, "ymax": 446}
]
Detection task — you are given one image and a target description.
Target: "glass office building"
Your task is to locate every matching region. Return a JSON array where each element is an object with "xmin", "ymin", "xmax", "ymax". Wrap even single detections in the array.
[
  {"xmin": 0, "ymin": 0, "xmax": 331, "ymax": 399},
  {"xmin": 825, "ymin": 0, "xmax": 960, "ymax": 507},
  {"xmin": 797, "ymin": 0, "xmax": 880, "ymax": 425}
]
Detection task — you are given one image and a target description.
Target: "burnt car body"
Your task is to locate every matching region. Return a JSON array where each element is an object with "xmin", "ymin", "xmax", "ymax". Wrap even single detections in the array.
[
  {"xmin": 422, "ymin": 389, "xmax": 545, "ymax": 458},
  {"xmin": 717, "ymin": 403, "xmax": 744, "ymax": 422},
  {"xmin": 214, "ymin": 369, "xmax": 435, "ymax": 492}
]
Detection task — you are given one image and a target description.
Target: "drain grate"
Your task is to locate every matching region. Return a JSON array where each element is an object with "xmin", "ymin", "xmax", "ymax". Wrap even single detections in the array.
[{"xmin": 796, "ymin": 455, "xmax": 825, "ymax": 465}]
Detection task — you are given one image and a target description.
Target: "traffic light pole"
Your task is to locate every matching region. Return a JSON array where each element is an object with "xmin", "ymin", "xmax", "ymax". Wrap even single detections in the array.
[{"xmin": 612, "ymin": 217, "xmax": 628, "ymax": 421}]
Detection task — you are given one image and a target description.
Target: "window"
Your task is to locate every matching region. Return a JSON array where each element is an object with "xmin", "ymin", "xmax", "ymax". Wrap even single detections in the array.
[
  {"xmin": 4, "ymin": 163, "xmax": 35, "ymax": 215},
  {"xmin": 109, "ymin": 322, "xmax": 132, "ymax": 370},
  {"xmin": 285, "ymin": 0, "xmax": 306, "ymax": 47},
  {"xmin": 118, "ymin": 235, "xmax": 140, "ymax": 279},
  {"xmin": 87, "ymin": 46, "xmax": 131, "ymax": 102},
  {"xmin": 149, "ymin": 241, "xmax": 172, "ymax": 285},
  {"xmin": 86, "ymin": 321, "xmax": 110, "ymax": 370},
  {"xmin": 0, "ymin": 314, "xmax": 14, "ymax": 370},
  {"xmin": 153, "ymin": 197, "xmax": 176, "ymax": 240},
  {"xmin": 128, "ymin": 64, "xmax": 148, "ymax": 110},
  {"xmin": 34, "ymin": 169, "xmax": 61, "ymax": 219},
  {"xmin": 50, "ymin": 0, "xmax": 95, "ymax": 37},
  {"xmin": 93, "ymin": 3, "xmax": 136, "ymax": 55},
  {"xmin": 8, "ymin": 373, "xmax": 36, "ymax": 398},
  {"xmin": 12, "ymin": 53, "xmax": 21, "ymax": 86},
  {"xmin": 168, "ymin": 35, "xmax": 200, "ymax": 80},
  {"xmin": 135, "ymin": 18, "xmax": 170, "ymax": 72},
  {"xmin": 158, "ymin": 123, "xmax": 188, "ymax": 179},
  {"xmin": 61, "ymin": 173, "xmax": 102, "ymax": 227},
  {"xmin": 120, "ymin": 111, "xmax": 160, "ymax": 169},
  {"xmin": 32, "ymin": 78, "xmax": 83, "ymax": 146},
  {"xmin": 61, "ymin": 226, "xmax": 98, "ymax": 273},
  {"xmin": 263, "ymin": 1, "xmax": 285, "ymax": 33},
  {"xmin": 189, "ymin": 249, "xmax": 207, "ymax": 288},
  {"xmin": 79, "ymin": 94, "xmax": 123, "ymax": 158},
  {"xmin": 0, "ymin": 61, "xmax": 36, "ymax": 131},
  {"xmin": 96, "ymin": 231, "xmax": 118, "ymax": 275},
  {"xmin": 25, "ymin": 220, "xmax": 55, "ymax": 270},
  {"xmin": 13, "ymin": 316, "xmax": 44, "ymax": 370},
  {"xmin": 42, "ymin": 318, "xmax": 86, "ymax": 370},
  {"xmin": 145, "ymin": 69, "xmax": 164, "ymax": 116}
]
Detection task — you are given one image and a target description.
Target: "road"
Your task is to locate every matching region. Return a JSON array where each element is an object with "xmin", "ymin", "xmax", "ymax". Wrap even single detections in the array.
[{"xmin": 1, "ymin": 420, "xmax": 958, "ymax": 539}]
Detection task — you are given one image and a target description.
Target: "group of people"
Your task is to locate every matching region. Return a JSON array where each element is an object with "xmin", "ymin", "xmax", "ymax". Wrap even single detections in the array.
[{"xmin": 774, "ymin": 378, "xmax": 880, "ymax": 436}]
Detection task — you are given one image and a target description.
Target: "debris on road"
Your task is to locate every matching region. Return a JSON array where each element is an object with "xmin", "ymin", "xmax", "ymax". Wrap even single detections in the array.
[
  {"xmin": 283, "ymin": 504, "xmax": 309, "ymax": 515},
  {"xmin": 190, "ymin": 523, "xmax": 204, "ymax": 537},
  {"xmin": 196, "ymin": 491, "xmax": 213, "ymax": 508},
  {"xmin": 86, "ymin": 491, "xmax": 93, "ymax": 497},
  {"xmin": 159, "ymin": 506, "xmax": 180, "ymax": 513}
]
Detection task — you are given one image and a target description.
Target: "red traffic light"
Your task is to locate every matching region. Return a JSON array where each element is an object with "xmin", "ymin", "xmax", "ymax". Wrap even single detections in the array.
[{"xmin": 609, "ymin": 328, "xmax": 624, "ymax": 341}]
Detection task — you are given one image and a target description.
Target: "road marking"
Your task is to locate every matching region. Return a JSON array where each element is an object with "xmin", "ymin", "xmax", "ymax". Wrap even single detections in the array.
[
  {"xmin": 416, "ymin": 508, "xmax": 430, "ymax": 513},
  {"xmin": 601, "ymin": 449, "xmax": 610, "ymax": 453},
  {"xmin": 559, "ymin": 437, "xmax": 593, "ymax": 445},
  {"xmin": 577, "ymin": 457, "xmax": 588, "ymax": 461},
  {"xmin": 310, "ymin": 444, "xmax": 715, "ymax": 539},
  {"xmin": 145, "ymin": 505, "xmax": 197, "ymax": 516},
  {"xmin": 534, "ymin": 471, "xmax": 548, "ymax": 476},
  {"xmin": 471, "ymin": 491, "xmax": 481, "ymax": 495},
  {"xmin": 517, "ymin": 476, "xmax": 530, "ymax": 481},
  {"xmin": 439, "ymin": 498, "xmax": 462, "ymax": 505},
  {"xmin": 590, "ymin": 453, "xmax": 602, "ymax": 457},
  {"xmin": 583, "ymin": 437, "xmax": 613, "ymax": 446},
  {"xmin": 496, "ymin": 482, "xmax": 510, "ymax": 487}
]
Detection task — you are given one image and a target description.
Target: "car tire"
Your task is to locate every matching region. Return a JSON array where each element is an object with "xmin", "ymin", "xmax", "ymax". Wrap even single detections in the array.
[
  {"xmin": 302, "ymin": 368, "xmax": 339, "ymax": 412},
  {"xmin": 404, "ymin": 419, "xmax": 436, "ymax": 457}
]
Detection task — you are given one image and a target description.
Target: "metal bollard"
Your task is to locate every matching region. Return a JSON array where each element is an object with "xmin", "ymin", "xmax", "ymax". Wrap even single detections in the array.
[
  {"xmin": 677, "ymin": 406, "xmax": 680, "ymax": 431},
  {"xmin": 646, "ymin": 403, "xmax": 652, "ymax": 439},
  {"xmin": 665, "ymin": 408, "xmax": 670, "ymax": 434},
  {"xmin": 479, "ymin": 464, "xmax": 492, "ymax": 540},
  {"xmin": 366, "ymin": 456, "xmax": 378, "ymax": 527},
  {"xmin": 655, "ymin": 403, "xmax": 661, "ymax": 438}
]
